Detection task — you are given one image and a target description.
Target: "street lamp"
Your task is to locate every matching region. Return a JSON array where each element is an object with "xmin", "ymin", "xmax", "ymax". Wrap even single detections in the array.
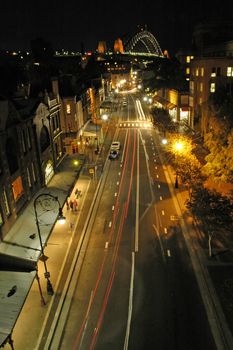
[
  {"xmin": 101, "ymin": 113, "xmax": 108, "ymax": 121},
  {"xmin": 173, "ymin": 141, "xmax": 184, "ymax": 189},
  {"xmin": 34, "ymin": 193, "xmax": 66, "ymax": 295},
  {"xmin": 95, "ymin": 119, "xmax": 99, "ymax": 154}
]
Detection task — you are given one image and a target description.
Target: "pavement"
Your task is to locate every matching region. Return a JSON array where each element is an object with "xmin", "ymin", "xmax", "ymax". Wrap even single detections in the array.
[{"xmin": 1, "ymin": 120, "xmax": 233, "ymax": 349}]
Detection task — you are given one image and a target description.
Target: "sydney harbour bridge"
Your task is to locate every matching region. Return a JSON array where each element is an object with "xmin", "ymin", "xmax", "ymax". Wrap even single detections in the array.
[{"xmin": 123, "ymin": 28, "xmax": 163, "ymax": 57}]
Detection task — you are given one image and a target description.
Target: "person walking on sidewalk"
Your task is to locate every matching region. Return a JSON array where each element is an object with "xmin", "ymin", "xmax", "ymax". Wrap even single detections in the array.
[
  {"xmin": 70, "ymin": 199, "xmax": 74, "ymax": 211},
  {"xmin": 73, "ymin": 198, "xmax": 78, "ymax": 211}
]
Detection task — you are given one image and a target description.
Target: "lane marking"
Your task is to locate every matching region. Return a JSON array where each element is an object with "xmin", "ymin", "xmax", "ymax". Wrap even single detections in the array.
[
  {"xmin": 158, "ymin": 184, "xmax": 160, "ymax": 189},
  {"xmin": 114, "ymin": 192, "xmax": 117, "ymax": 197},
  {"xmin": 109, "ymin": 221, "xmax": 112, "ymax": 228},
  {"xmin": 160, "ymin": 196, "xmax": 163, "ymax": 200},
  {"xmin": 164, "ymin": 227, "xmax": 167, "ymax": 234},
  {"xmin": 162, "ymin": 210, "xmax": 165, "ymax": 215},
  {"xmin": 135, "ymin": 130, "xmax": 140, "ymax": 253},
  {"xmin": 167, "ymin": 249, "xmax": 171, "ymax": 257},
  {"xmin": 124, "ymin": 252, "xmax": 135, "ymax": 350},
  {"xmin": 117, "ymin": 181, "xmax": 119, "ymax": 186},
  {"xmin": 118, "ymin": 172, "xmax": 121, "ymax": 176},
  {"xmin": 156, "ymin": 174, "xmax": 159, "ymax": 178},
  {"xmin": 153, "ymin": 224, "xmax": 166, "ymax": 263},
  {"xmin": 112, "ymin": 206, "xmax": 115, "ymax": 211},
  {"xmin": 105, "ymin": 242, "xmax": 109, "ymax": 249}
]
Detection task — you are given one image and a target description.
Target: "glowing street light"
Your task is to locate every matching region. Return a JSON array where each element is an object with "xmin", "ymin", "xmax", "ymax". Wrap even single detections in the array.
[{"xmin": 101, "ymin": 114, "xmax": 108, "ymax": 121}]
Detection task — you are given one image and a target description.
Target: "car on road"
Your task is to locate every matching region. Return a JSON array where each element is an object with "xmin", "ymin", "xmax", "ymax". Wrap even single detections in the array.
[
  {"xmin": 109, "ymin": 149, "xmax": 119, "ymax": 160},
  {"xmin": 110, "ymin": 141, "xmax": 121, "ymax": 151}
]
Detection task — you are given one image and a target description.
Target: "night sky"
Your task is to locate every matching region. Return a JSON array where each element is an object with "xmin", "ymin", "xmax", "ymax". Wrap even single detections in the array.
[{"xmin": 1, "ymin": 0, "xmax": 232, "ymax": 54}]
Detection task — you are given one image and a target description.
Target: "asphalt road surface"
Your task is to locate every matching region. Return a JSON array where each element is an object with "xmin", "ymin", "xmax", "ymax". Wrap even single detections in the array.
[{"xmin": 51, "ymin": 94, "xmax": 216, "ymax": 350}]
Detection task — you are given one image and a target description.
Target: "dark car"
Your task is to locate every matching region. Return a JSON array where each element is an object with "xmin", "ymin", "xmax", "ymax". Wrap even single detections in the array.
[{"xmin": 109, "ymin": 149, "xmax": 119, "ymax": 160}]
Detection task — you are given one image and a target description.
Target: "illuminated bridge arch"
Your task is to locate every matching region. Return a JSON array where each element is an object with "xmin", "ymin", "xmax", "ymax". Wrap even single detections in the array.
[{"xmin": 124, "ymin": 30, "xmax": 163, "ymax": 57}]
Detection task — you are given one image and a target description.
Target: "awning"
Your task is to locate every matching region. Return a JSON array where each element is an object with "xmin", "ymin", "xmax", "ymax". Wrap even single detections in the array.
[
  {"xmin": 0, "ymin": 270, "xmax": 36, "ymax": 347},
  {"xmin": 153, "ymin": 96, "xmax": 167, "ymax": 106},
  {"xmin": 167, "ymin": 102, "xmax": 176, "ymax": 109}
]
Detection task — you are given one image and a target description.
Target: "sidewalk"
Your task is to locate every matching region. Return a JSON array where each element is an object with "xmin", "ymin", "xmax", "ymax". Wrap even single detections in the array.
[
  {"xmin": 1, "ymin": 118, "xmax": 117, "ymax": 349},
  {"xmin": 162, "ymin": 154, "xmax": 233, "ymax": 348}
]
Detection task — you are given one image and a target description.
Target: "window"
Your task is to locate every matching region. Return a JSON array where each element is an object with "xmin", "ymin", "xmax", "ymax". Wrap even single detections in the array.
[
  {"xmin": 189, "ymin": 81, "xmax": 194, "ymax": 94},
  {"xmin": 31, "ymin": 162, "xmax": 36, "ymax": 182},
  {"xmin": 227, "ymin": 67, "xmax": 233, "ymax": 76},
  {"xmin": 186, "ymin": 67, "xmax": 190, "ymax": 75},
  {"xmin": 21, "ymin": 130, "xmax": 26, "ymax": 152},
  {"xmin": 66, "ymin": 103, "xmax": 71, "ymax": 114},
  {"xmin": 186, "ymin": 56, "xmax": 190, "ymax": 63},
  {"xmin": 210, "ymin": 83, "xmax": 216, "ymax": 93},
  {"xmin": 12, "ymin": 176, "xmax": 24, "ymax": 201},
  {"xmin": 195, "ymin": 68, "xmax": 199, "ymax": 76},
  {"xmin": 211, "ymin": 67, "xmax": 216, "ymax": 77},
  {"xmin": 199, "ymin": 97, "xmax": 202, "ymax": 104},
  {"xmin": 3, "ymin": 190, "xmax": 10, "ymax": 215},
  {"xmin": 26, "ymin": 127, "xmax": 31, "ymax": 149},
  {"xmin": 0, "ymin": 210, "xmax": 3, "ymax": 226},
  {"xmin": 201, "ymin": 67, "xmax": 204, "ymax": 76},
  {"xmin": 200, "ymin": 82, "xmax": 203, "ymax": 92},
  {"xmin": 27, "ymin": 167, "xmax": 32, "ymax": 187}
]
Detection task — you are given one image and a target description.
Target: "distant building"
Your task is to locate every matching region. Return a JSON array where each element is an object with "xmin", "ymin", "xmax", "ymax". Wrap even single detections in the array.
[
  {"xmin": 189, "ymin": 56, "xmax": 233, "ymax": 134},
  {"xmin": 114, "ymin": 38, "xmax": 124, "ymax": 54},
  {"xmin": 192, "ymin": 19, "xmax": 233, "ymax": 56},
  {"xmin": 97, "ymin": 41, "xmax": 107, "ymax": 54}
]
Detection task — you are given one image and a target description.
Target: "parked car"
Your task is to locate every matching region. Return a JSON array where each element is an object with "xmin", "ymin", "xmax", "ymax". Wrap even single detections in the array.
[
  {"xmin": 109, "ymin": 150, "xmax": 119, "ymax": 160},
  {"xmin": 111, "ymin": 141, "xmax": 121, "ymax": 151}
]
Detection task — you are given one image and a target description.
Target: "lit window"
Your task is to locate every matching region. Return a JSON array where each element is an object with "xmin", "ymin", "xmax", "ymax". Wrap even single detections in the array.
[
  {"xmin": 210, "ymin": 83, "xmax": 215, "ymax": 93},
  {"xmin": 191, "ymin": 56, "xmax": 194, "ymax": 60},
  {"xmin": 195, "ymin": 68, "xmax": 199, "ymax": 76},
  {"xmin": 199, "ymin": 97, "xmax": 202, "ymax": 104},
  {"xmin": 66, "ymin": 103, "xmax": 71, "ymax": 114},
  {"xmin": 186, "ymin": 67, "xmax": 190, "ymax": 75},
  {"xmin": 201, "ymin": 67, "xmax": 204, "ymax": 76},
  {"xmin": 211, "ymin": 67, "xmax": 216, "ymax": 77},
  {"xmin": 12, "ymin": 176, "xmax": 24, "ymax": 201},
  {"xmin": 186, "ymin": 56, "xmax": 190, "ymax": 63},
  {"xmin": 200, "ymin": 83, "xmax": 203, "ymax": 92},
  {"xmin": 3, "ymin": 190, "xmax": 10, "ymax": 215},
  {"xmin": 227, "ymin": 67, "xmax": 233, "ymax": 76}
]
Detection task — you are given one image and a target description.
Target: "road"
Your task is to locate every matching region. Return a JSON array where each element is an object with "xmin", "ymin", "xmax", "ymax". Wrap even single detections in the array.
[{"xmin": 47, "ymin": 94, "xmax": 216, "ymax": 350}]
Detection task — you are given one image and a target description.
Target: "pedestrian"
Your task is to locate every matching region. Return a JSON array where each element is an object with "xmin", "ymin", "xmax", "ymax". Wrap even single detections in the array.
[
  {"xmin": 69, "ymin": 199, "xmax": 74, "ymax": 211},
  {"xmin": 73, "ymin": 198, "xmax": 78, "ymax": 211},
  {"xmin": 66, "ymin": 199, "xmax": 70, "ymax": 210}
]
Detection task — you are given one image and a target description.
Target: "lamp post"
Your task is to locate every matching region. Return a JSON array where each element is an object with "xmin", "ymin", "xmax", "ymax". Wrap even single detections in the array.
[
  {"xmin": 34, "ymin": 193, "xmax": 66, "ymax": 295},
  {"xmin": 173, "ymin": 141, "xmax": 184, "ymax": 189},
  {"xmin": 95, "ymin": 120, "xmax": 99, "ymax": 154}
]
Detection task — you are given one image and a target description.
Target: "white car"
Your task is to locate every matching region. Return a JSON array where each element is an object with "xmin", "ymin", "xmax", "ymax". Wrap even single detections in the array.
[{"xmin": 111, "ymin": 141, "xmax": 121, "ymax": 151}]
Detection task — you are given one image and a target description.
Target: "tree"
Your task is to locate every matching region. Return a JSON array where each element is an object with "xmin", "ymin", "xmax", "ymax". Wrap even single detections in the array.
[
  {"xmin": 203, "ymin": 116, "xmax": 233, "ymax": 182},
  {"xmin": 204, "ymin": 86, "xmax": 233, "ymax": 182},
  {"xmin": 151, "ymin": 106, "xmax": 173, "ymax": 134},
  {"xmin": 186, "ymin": 187, "xmax": 233, "ymax": 257}
]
